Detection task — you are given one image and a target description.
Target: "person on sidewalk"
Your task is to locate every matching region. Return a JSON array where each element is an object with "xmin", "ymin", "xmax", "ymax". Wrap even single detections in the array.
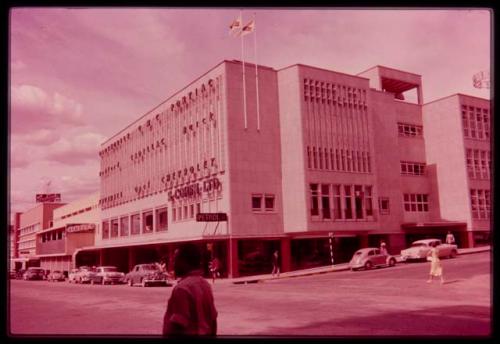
[
  {"xmin": 162, "ymin": 243, "xmax": 218, "ymax": 336},
  {"xmin": 380, "ymin": 241, "xmax": 388, "ymax": 255},
  {"xmin": 209, "ymin": 256, "xmax": 220, "ymax": 284},
  {"xmin": 271, "ymin": 250, "xmax": 280, "ymax": 277},
  {"xmin": 426, "ymin": 241, "xmax": 444, "ymax": 284},
  {"xmin": 446, "ymin": 231, "xmax": 456, "ymax": 245}
]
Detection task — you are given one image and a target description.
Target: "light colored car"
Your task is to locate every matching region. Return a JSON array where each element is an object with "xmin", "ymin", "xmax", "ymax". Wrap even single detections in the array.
[
  {"xmin": 47, "ymin": 270, "xmax": 65, "ymax": 282},
  {"xmin": 90, "ymin": 266, "xmax": 125, "ymax": 285},
  {"xmin": 68, "ymin": 268, "xmax": 80, "ymax": 283},
  {"xmin": 75, "ymin": 266, "xmax": 96, "ymax": 284},
  {"xmin": 125, "ymin": 264, "xmax": 171, "ymax": 287},
  {"xmin": 400, "ymin": 239, "xmax": 458, "ymax": 262},
  {"xmin": 349, "ymin": 248, "xmax": 397, "ymax": 271}
]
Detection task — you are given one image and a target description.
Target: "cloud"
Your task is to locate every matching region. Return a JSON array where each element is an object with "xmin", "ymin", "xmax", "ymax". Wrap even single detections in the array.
[
  {"xmin": 10, "ymin": 84, "xmax": 85, "ymax": 133},
  {"xmin": 57, "ymin": 174, "xmax": 100, "ymax": 203},
  {"xmin": 15, "ymin": 129, "xmax": 60, "ymax": 146},
  {"xmin": 45, "ymin": 132, "xmax": 106, "ymax": 165}
]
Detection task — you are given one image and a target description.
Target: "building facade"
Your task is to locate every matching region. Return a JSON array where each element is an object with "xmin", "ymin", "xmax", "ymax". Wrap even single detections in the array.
[{"xmin": 73, "ymin": 60, "xmax": 490, "ymax": 278}]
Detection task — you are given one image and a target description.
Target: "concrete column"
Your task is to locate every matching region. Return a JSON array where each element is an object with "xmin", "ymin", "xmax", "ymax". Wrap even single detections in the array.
[
  {"xmin": 466, "ymin": 231, "xmax": 475, "ymax": 248},
  {"xmin": 417, "ymin": 86, "xmax": 423, "ymax": 105},
  {"xmin": 280, "ymin": 237, "xmax": 291, "ymax": 273},
  {"xmin": 228, "ymin": 238, "xmax": 239, "ymax": 278}
]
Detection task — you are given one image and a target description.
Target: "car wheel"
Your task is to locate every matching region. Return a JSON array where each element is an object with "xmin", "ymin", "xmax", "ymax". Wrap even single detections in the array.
[
  {"xmin": 364, "ymin": 261, "xmax": 373, "ymax": 270},
  {"xmin": 388, "ymin": 258, "xmax": 396, "ymax": 267},
  {"xmin": 450, "ymin": 250, "xmax": 457, "ymax": 258},
  {"xmin": 141, "ymin": 278, "xmax": 147, "ymax": 287},
  {"xmin": 128, "ymin": 279, "xmax": 134, "ymax": 287}
]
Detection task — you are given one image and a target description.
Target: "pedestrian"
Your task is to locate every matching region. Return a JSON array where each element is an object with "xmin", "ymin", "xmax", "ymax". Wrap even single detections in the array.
[
  {"xmin": 209, "ymin": 257, "xmax": 220, "ymax": 284},
  {"xmin": 446, "ymin": 231, "xmax": 455, "ymax": 245},
  {"xmin": 426, "ymin": 241, "xmax": 444, "ymax": 284},
  {"xmin": 271, "ymin": 250, "xmax": 280, "ymax": 277},
  {"xmin": 380, "ymin": 241, "xmax": 388, "ymax": 255},
  {"xmin": 162, "ymin": 243, "xmax": 218, "ymax": 336}
]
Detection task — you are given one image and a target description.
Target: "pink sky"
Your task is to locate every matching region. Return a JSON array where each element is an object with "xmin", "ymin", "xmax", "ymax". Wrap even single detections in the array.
[{"xmin": 9, "ymin": 8, "xmax": 491, "ymax": 217}]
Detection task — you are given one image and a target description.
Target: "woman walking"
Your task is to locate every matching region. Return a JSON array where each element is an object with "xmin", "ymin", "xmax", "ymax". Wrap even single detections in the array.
[{"xmin": 427, "ymin": 241, "xmax": 444, "ymax": 284}]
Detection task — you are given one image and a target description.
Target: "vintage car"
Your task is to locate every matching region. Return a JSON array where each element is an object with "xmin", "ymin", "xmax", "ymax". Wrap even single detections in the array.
[
  {"xmin": 400, "ymin": 239, "xmax": 458, "ymax": 262},
  {"xmin": 47, "ymin": 270, "xmax": 65, "ymax": 282},
  {"xmin": 125, "ymin": 264, "xmax": 171, "ymax": 287},
  {"xmin": 89, "ymin": 266, "xmax": 125, "ymax": 285},
  {"xmin": 67, "ymin": 268, "xmax": 80, "ymax": 283},
  {"xmin": 74, "ymin": 266, "xmax": 96, "ymax": 284},
  {"xmin": 349, "ymin": 248, "xmax": 397, "ymax": 271},
  {"xmin": 23, "ymin": 267, "xmax": 45, "ymax": 280}
]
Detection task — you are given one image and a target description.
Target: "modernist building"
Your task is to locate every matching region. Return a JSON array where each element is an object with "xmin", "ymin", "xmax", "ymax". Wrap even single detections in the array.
[
  {"xmin": 82, "ymin": 60, "xmax": 490, "ymax": 278},
  {"xmin": 35, "ymin": 193, "xmax": 100, "ymax": 274},
  {"xmin": 12, "ymin": 202, "xmax": 66, "ymax": 270}
]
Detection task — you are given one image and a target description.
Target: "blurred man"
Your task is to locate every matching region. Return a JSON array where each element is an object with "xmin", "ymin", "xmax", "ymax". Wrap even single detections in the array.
[{"xmin": 162, "ymin": 243, "xmax": 217, "ymax": 336}]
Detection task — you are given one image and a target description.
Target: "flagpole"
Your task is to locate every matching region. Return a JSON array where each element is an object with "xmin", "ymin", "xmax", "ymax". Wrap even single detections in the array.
[
  {"xmin": 240, "ymin": 10, "xmax": 248, "ymax": 130},
  {"xmin": 253, "ymin": 12, "xmax": 260, "ymax": 131}
]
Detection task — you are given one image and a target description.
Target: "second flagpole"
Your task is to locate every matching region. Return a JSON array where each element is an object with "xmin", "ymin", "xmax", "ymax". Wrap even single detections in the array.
[{"xmin": 240, "ymin": 11, "xmax": 248, "ymax": 130}]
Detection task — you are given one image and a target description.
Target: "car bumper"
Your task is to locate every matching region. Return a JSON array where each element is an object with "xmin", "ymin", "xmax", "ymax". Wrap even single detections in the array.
[{"xmin": 400, "ymin": 254, "xmax": 424, "ymax": 261}]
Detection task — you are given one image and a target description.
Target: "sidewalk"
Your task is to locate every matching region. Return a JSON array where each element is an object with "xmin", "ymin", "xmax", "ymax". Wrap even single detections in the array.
[{"xmin": 225, "ymin": 245, "xmax": 490, "ymax": 285}]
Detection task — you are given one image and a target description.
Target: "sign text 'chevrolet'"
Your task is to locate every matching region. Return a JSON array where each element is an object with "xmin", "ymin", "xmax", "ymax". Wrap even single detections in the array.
[{"xmin": 196, "ymin": 213, "xmax": 228, "ymax": 222}]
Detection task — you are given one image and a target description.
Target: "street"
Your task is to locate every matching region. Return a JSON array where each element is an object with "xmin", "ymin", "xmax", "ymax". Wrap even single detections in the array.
[{"xmin": 8, "ymin": 251, "xmax": 491, "ymax": 337}]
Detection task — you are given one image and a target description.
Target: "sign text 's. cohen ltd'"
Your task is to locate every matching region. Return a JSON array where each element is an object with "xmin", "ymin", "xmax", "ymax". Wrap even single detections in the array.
[{"xmin": 168, "ymin": 177, "xmax": 221, "ymax": 202}]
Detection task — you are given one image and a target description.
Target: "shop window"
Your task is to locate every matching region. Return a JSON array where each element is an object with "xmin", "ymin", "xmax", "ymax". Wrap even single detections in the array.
[
  {"xmin": 102, "ymin": 221, "xmax": 110, "ymax": 239},
  {"xmin": 252, "ymin": 194, "xmax": 263, "ymax": 212},
  {"xmin": 156, "ymin": 207, "xmax": 168, "ymax": 232},
  {"xmin": 120, "ymin": 216, "xmax": 129, "ymax": 236},
  {"xmin": 143, "ymin": 211, "xmax": 154, "ymax": 233},
  {"xmin": 131, "ymin": 214, "xmax": 140, "ymax": 235},
  {"xmin": 110, "ymin": 219, "xmax": 119, "ymax": 238}
]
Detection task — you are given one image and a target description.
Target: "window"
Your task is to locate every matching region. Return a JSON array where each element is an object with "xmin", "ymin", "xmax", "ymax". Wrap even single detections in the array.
[
  {"xmin": 197, "ymin": 203, "xmax": 201, "ymax": 215},
  {"xmin": 111, "ymin": 218, "xmax": 119, "ymax": 238},
  {"xmin": 321, "ymin": 184, "xmax": 331, "ymax": 219},
  {"xmin": 354, "ymin": 185, "xmax": 363, "ymax": 219},
  {"xmin": 120, "ymin": 216, "xmax": 129, "ymax": 236},
  {"xmin": 131, "ymin": 214, "xmax": 140, "ymax": 235},
  {"xmin": 364, "ymin": 186, "xmax": 373, "ymax": 217},
  {"xmin": 102, "ymin": 221, "xmax": 110, "ymax": 239},
  {"xmin": 403, "ymin": 193, "xmax": 429, "ymax": 212},
  {"xmin": 471, "ymin": 188, "xmax": 490, "ymax": 219},
  {"xmin": 252, "ymin": 194, "xmax": 262, "ymax": 212},
  {"xmin": 344, "ymin": 185, "xmax": 353, "ymax": 219},
  {"xmin": 310, "ymin": 184, "xmax": 319, "ymax": 216},
  {"xmin": 190, "ymin": 204, "xmax": 195, "ymax": 218},
  {"xmin": 379, "ymin": 197, "xmax": 390, "ymax": 214},
  {"xmin": 401, "ymin": 161, "xmax": 426, "ymax": 176},
  {"xmin": 319, "ymin": 148, "xmax": 323, "ymax": 169},
  {"xmin": 466, "ymin": 149, "xmax": 474, "ymax": 178},
  {"xmin": 177, "ymin": 206, "xmax": 182, "ymax": 220},
  {"xmin": 462, "ymin": 110, "xmax": 469, "ymax": 137},
  {"xmin": 398, "ymin": 122, "xmax": 423, "ymax": 137},
  {"xmin": 307, "ymin": 146, "xmax": 311, "ymax": 168},
  {"xmin": 470, "ymin": 189, "xmax": 478, "ymax": 219},
  {"xmin": 57, "ymin": 230, "xmax": 63, "ymax": 240},
  {"xmin": 156, "ymin": 207, "xmax": 168, "ymax": 232},
  {"xmin": 333, "ymin": 185, "xmax": 342, "ymax": 219},
  {"xmin": 265, "ymin": 195, "xmax": 275, "ymax": 212},
  {"xmin": 172, "ymin": 208, "xmax": 177, "ymax": 222},
  {"xmin": 142, "ymin": 211, "xmax": 153, "ymax": 233},
  {"xmin": 313, "ymin": 147, "xmax": 317, "ymax": 169}
]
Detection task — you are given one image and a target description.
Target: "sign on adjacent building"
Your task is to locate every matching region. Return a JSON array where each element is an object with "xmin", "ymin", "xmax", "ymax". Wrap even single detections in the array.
[
  {"xmin": 36, "ymin": 193, "xmax": 61, "ymax": 203},
  {"xmin": 196, "ymin": 213, "xmax": 228, "ymax": 222},
  {"xmin": 66, "ymin": 223, "xmax": 96, "ymax": 233}
]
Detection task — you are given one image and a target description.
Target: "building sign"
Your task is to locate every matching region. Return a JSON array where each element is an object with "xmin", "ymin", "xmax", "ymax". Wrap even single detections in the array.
[
  {"xmin": 36, "ymin": 193, "xmax": 61, "ymax": 203},
  {"xmin": 168, "ymin": 177, "xmax": 221, "ymax": 202},
  {"xmin": 196, "ymin": 213, "xmax": 228, "ymax": 222},
  {"xmin": 66, "ymin": 223, "xmax": 96, "ymax": 233}
]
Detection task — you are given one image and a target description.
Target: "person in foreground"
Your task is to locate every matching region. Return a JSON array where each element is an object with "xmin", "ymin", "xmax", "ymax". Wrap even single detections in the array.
[
  {"xmin": 426, "ymin": 241, "xmax": 445, "ymax": 284},
  {"xmin": 163, "ymin": 243, "xmax": 218, "ymax": 336}
]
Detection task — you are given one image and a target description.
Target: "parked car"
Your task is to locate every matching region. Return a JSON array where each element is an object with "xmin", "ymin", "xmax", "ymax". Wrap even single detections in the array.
[
  {"xmin": 400, "ymin": 239, "xmax": 458, "ymax": 262},
  {"xmin": 349, "ymin": 248, "xmax": 397, "ymax": 271},
  {"xmin": 47, "ymin": 270, "xmax": 65, "ymax": 282},
  {"xmin": 23, "ymin": 267, "xmax": 45, "ymax": 280},
  {"xmin": 90, "ymin": 266, "xmax": 125, "ymax": 285},
  {"xmin": 125, "ymin": 264, "xmax": 171, "ymax": 287},
  {"xmin": 74, "ymin": 266, "xmax": 96, "ymax": 284},
  {"xmin": 68, "ymin": 268, "xmax": 80, "ymax": 283},
  {"xmin": 16, "ymin": 269, "xmax": 26, "ymax": 279}
]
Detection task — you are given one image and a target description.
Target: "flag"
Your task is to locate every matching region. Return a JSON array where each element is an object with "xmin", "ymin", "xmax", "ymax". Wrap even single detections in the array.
[
  {"xmin": 239, "ymin": 20, "xmax": 255, "ymax": 36},
  {"xmin": 229, "ymin": 14, "xmax": 242, "ymax": 36}
]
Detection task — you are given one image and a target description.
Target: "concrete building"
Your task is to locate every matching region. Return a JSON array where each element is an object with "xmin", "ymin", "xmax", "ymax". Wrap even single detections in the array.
[
  {"xmin": 12, "ymin": 203, "xmax": 66, "ymax": 270},
  {"xmin": 35, "ymin": 192, "xmax": 100, "ymax": 274},
  {"xmin": 74, "ymin": 60, "xmax": 490, "ymax": 278}
]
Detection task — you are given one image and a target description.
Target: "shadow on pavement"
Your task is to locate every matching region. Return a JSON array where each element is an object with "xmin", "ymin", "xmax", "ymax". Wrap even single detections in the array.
[{"xmin": 257, "ymin": 304, "xmax": 491, "ymax": 337}]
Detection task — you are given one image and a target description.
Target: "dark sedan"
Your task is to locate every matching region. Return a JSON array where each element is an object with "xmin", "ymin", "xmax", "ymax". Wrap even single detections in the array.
[
  {"xmin": 23, "ymin": 267, "xmax": 45, "ymax": 280},
  {"xmin": 125, "ymin": 264, "xmax": 171, "ymax": 287}
]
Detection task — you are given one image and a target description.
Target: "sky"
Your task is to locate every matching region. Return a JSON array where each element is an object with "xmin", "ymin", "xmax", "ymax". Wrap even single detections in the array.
[{"xmin": 9, "ymin": 8, "xmax": 491, "ymax": 217}]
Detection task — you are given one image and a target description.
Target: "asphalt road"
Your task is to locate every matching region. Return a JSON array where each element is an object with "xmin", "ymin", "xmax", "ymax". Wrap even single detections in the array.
[{"xmin": 8, "ymin": 251, "xmax": 491, "ymax": 337}]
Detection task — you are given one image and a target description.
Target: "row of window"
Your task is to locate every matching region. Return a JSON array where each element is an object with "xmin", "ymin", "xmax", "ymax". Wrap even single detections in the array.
[
  {"xmin": 303, "ymin": 79, "xmax": 367, "ymax": 107},
  {"xmin": 41, "ymin": 230, "xmax": 64, "ymax": 242},
  {"xmin": 398, "ymin": 122, "xmax": 423, "ymax": 137},
  {"xmin": 307, "ymin": 146, "xmax": 372, "ymax": 173},
  {"xmin": 401, "ymin": 161, "xmax": 426, "ymax": 176},
  {"xmin": 18, "ymin": 239, "xmax": 35, "ymax": 250},
  {"xmin": 251, "ymin": 194, "xmax": 276, "ymax": 212},
  {"xmin": 461, "ymin": 105, "xmax": 490, "ymax": 140},
  {"xmin": 470, "ymin": 189, "xmax": 491, "ymax": 220},
  {"xmin": 102, "ymin": 207, "xmax": 168, "ymax": 239},
  {"xmin": 310, "ymin": 184, "xmax": 374, "ymax": 221},
  {"xmin": 59, "ymin": 205, "xmax": 97, "ymax": 221},
  {"xmin": 466, "ymin": 149, "xmax": 491, "ymax": 180},
  {"xmin": 19, "ymin": 223, "xmax": 40, "ymax": 237},
  {"xmin": 403, "ymin": 194, "xmax": 429, "ymax": 212}
]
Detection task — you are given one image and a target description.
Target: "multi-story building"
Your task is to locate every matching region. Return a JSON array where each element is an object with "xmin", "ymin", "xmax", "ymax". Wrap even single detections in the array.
[
  {"xmin": 9, "ymin": 212, "xmax": 21, "ymax": 271},
  {"xmin": 423, "ymin": 94, "xmax": 491, "ymax": 247},
  {"xmin": 73, "ymin": 60, "xmax": 490, "ymax": 278},
  {"xmin": 13, "ymin": 202, "xmax": 65, "ymax": 270},
  {"xmin": 35, "ymin": 192, "xmax": 99, "ymax": 274}
]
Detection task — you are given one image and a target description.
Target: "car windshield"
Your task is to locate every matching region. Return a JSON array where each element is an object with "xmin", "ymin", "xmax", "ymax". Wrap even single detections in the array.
[
  {"xmin": 354, "ymin": 251, "xmax": 363, "ymax": 256},
  {"xmin": 102, "ymin": 267, "xmax": 118, "ymax": 272},
  {"xmin": 142, "ymin": 264, "xmax": 159, "ymax": 271},
  {"xmin": 411, "ymin": 243, "xmax": 427, "ymax": 247}
]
